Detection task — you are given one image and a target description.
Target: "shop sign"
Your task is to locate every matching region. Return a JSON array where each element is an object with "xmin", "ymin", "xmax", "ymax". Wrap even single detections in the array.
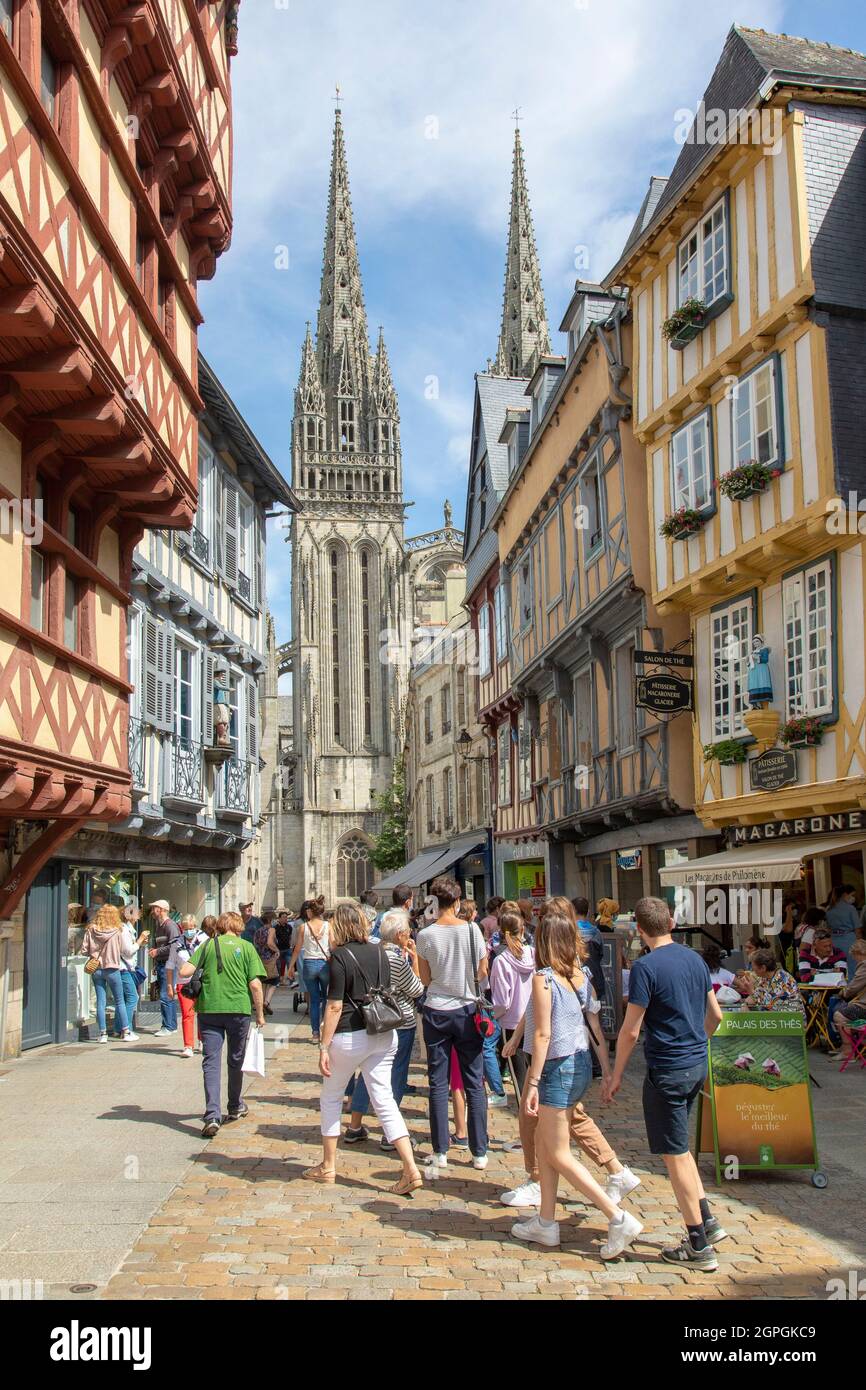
[
  {"xmin": 635, "ymin": 672, "xmax": 693, "ymax": 714},
  {"xmin": 634, "ymin": 649, "xmax": 694, "ymax": 669},
  {"xmin": 748, "ymin": 748, "xmax": 798, "ymax": 793},
  {"xmin": 616, "ymin": 848, "xmax": 642, "ymax": 871},
  {"xmin": 729, "ymin": 811, "xmax": 865, "ymax": 844}
]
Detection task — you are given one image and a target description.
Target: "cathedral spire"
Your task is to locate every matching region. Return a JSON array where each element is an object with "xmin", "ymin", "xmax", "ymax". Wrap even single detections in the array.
[
  {"xmin": 315, "ymin": 106, "xmax": 371, "ymax": 414},
  {"xmin": 296, "ymin": 322, "xmax": 325, "ymax": 415},
  {"xmin": 491, "ymin": 126, "xmax": 551, "ymax": 379}
]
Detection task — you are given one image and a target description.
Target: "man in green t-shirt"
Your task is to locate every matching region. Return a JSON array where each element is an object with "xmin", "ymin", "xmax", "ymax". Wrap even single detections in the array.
[{"xmin": 178, "ymin": 912, "xmax": 267, "ymax": 1136}]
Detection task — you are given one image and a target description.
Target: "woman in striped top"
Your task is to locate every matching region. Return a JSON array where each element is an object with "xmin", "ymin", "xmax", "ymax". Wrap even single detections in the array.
[{"xmin": 511, "ymin": 913, "xmax": 642, "ymax": 1260}]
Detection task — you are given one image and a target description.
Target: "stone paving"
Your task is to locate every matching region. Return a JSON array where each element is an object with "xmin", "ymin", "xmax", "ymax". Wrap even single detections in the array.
[{"xmin": 98, "ymin": 992, "xmax": 863, "ymax": 1302}]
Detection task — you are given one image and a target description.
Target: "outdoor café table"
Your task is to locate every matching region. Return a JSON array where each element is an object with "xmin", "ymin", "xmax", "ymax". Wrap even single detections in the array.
[{"xmin": 799, "ymin": 983, "xmax": 838, "ymax": 1050}]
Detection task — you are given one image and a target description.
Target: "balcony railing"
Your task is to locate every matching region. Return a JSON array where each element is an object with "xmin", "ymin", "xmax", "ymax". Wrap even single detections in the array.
[
  {"xmin": 168, "ymin": 734, "xmax": 203, "ymax": 802},
  {"xmin": 219, "ymin": 756, "xmax": 251, "ymax": 815},
  {"xmin": 191, "ymin": 525, "xmax": 209, "ymax": 565},
  {"xmin": 128, "ymin": 716, "xmax": 147, "ymax": 790},
  {"xmin": 237, "ymin": 571, "xmax": 251, "ymax": 601}
]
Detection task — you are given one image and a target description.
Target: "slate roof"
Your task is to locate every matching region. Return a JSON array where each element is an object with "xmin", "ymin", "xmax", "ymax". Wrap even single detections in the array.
[{"xmin": 612, "ymin": 25, "xmax": 866, "ymax": 275}]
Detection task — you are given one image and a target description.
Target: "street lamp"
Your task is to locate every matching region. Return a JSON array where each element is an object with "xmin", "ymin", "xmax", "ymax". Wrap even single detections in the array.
[{"xmin": 455, "ymin": 727, "xmax": 473, "ymax": 760}]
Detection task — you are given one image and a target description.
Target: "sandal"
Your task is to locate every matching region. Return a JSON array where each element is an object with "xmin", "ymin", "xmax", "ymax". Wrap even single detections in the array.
[
  {"xmin": 302, "ymin": 1165, "xmax": 337, "ymax": 1184},
  {"xmin": 391, "ymin": 1170, "xmax": 423, "ymax": 1197}
]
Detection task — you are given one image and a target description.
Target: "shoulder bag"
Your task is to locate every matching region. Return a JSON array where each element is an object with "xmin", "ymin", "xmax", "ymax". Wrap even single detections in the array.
[
  {"xmin": 342, "ymin": 946, "xmax": 404, "ymax": 1034},
  {"xmin": 468, "ymin": 925, "xmax": 497, "ymax": 1038},
  {"xmin": 181, "ymin": 933, "xmax": 223, "ymax": 1000}
]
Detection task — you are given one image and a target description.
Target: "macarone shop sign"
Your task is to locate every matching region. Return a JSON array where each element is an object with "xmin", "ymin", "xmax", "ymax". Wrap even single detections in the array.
[{"xmin": 729, "ymin": 811, "xmax": 866, "ymax": 844}]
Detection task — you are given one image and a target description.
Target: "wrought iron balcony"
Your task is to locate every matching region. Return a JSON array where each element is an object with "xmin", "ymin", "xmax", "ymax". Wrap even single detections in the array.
[
  {"xmin": 168, "ymin": 734, "xmax": 203, "ymax": 802},
  {"xmin": 128, "ymin": 716, "xmax": 147, "ymax": 790},
  {"xmin": 219, "ymin": 756, "xmax": 251, "ymax": 817},
  {"xmin": 237, "ymin": 571, "xmax": 251, "ymax": 601},
  {"xmin": 191, "ymin": 525, "xmax": 210, "ymax": 565}
]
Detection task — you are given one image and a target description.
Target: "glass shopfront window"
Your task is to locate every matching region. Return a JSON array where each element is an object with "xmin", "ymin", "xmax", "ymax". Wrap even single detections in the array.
[
  {"xmin": 66, "ymin": 866, "xmax": 142, "ymax": 1034},
  {"xmin": 140, "ymin": 871, "xmax": 220, "ymax": 927}
]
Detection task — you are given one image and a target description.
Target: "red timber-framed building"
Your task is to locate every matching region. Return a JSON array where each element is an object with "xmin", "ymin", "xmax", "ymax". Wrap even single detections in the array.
[{"xmin": 0, "ymin": 0, "xmax": 237, "ymax": 1055}]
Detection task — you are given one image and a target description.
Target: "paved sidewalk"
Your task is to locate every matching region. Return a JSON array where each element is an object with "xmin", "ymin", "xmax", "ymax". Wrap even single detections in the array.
[{"xmin": 90, "ymin": 993, "xmax": 862, "ymax": 1302}]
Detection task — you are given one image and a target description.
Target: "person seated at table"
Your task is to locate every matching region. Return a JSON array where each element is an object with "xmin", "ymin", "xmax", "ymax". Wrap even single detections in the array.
[
  {"xmin": 743, "ymin": 936, "xmax": 769, "ymax": 969},
  {"xmin": 798, "ymin": 927, "xmax": 848, "ymax": 984},
  {"xmin": 743, "ymin": 949, "xmax": 806, "ymax": 1019},
  {"xmin": 731, "ymin": 969, "xmax": 757, "ymax": 999},
  {"xmin": 827, "ymin": 941, "xmax": 866, "ymax": 1058},
  {"xmin": 701, "ymin": 941, "xmax": 735, "ymax": 990},
  {"xmin": 796, "ymin": 906, "xmax": 826, "ymax": 950}
]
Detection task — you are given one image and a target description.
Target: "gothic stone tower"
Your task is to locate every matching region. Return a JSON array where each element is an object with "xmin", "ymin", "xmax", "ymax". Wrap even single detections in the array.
[{"xmin": 288, "ymin": 106, "xmax": 409, "ymax": 905}]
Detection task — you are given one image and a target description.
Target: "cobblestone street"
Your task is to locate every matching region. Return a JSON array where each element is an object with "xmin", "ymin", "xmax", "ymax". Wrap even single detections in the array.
[{"xmin": 95, "ymin": 995, "xmax": 863, "ymax": 1302}]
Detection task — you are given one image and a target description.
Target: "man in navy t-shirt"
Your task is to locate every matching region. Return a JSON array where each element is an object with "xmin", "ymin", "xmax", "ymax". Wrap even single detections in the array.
[{"xmin": 603, "ymin": 896, "xmax": 723, "ymax": 1273}]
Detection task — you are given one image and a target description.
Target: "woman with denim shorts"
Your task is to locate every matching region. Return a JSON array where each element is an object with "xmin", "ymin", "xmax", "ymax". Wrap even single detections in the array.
[{"xmin": 510, "ymin": 911, "xmax": 642, "ymax": 1259}]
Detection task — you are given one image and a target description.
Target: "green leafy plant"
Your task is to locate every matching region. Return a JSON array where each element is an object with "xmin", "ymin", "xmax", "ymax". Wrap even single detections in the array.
[
  {"xmin": 712, "ymin": 1062, "xmax": 787, "ymax": 1090},
  {"xmin": 370, "ymin": 757, "xmax": 407, "ymax": 873},
  {"xmin": 703, "ymin": 739, "xmax": 747, "ymax": 766},
  {"xmin": 659, "ymin": 505, "xmax": 706, "ymax": 540},
  {"xmin": 717, "ymin": 459, "xmax": 782, "ymax": 501},
  {"xmin": 780, "ymin": 716, "xmax": 826, "ymax": 747},
  {"xmin": 662, "ymin": 297, "xmax": 706, "ymax": 342}
]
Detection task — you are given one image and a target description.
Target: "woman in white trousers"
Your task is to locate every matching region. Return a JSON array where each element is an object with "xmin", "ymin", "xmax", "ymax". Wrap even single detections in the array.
[{"xmin": 304, "ymin": 904, "xmax": 423, "ymax": 1196}]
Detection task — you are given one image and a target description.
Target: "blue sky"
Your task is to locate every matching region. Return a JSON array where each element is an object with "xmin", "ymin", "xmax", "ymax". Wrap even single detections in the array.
[{"xmin": 198, "ymin": 0, "xmax": 866, "ymax": 646}]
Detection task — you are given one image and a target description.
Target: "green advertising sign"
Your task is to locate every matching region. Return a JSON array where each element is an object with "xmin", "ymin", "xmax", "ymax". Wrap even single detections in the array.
[{"xmin": 701, "ymin": 1011, "xmax": 822, "ymax": 1185}]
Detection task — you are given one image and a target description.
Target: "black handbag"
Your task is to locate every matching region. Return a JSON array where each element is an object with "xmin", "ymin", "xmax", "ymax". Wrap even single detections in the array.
[
  {"xmin": 181, "ymin": 934, "xmax": 222, "ymax": 1000},
  {"xmin": 343, "ymin": 946, "xmax": 405, "ymax": 1034}
]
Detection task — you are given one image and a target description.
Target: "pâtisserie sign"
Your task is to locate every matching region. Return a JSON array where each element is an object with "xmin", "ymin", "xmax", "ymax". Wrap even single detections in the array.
[{"xmin": 635, "ymin": 672, "xmax": 693, "ymax": 714}]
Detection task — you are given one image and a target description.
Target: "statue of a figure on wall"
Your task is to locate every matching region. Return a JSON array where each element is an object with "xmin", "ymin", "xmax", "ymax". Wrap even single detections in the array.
[
  {"xmin": 444, "ymin": 498, "xmax": 452, "ymax": 528},
  {"xmin": 746, "ymin": 634, "xmax": 773, "ymax": 706},
  {"xmin": 213, "ymin": 672, "xmax": 232, "ymax": 747}
]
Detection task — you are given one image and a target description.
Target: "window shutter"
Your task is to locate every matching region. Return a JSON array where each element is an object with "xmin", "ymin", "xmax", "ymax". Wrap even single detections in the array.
[
  {"xmin": 246, "ymin": 677, "xmax": 258, "ymax": 762},
  {"xmin": 160, "ymin": 629, "xmax": 175, "ymax": 733},
  {"xmin": 143, "ymin": 613, "xmax": 159, "ymax": 724},
  {"xmin": 203, "ymin": 652, "xmax": 215, "ymax": 746},
  {"xmin": 222, "ymin": 479, "xmax": 238, "ymax": 584},
  {"xmin": 254, "ymin": 512, "xmax": 264, "ymax": 608}
]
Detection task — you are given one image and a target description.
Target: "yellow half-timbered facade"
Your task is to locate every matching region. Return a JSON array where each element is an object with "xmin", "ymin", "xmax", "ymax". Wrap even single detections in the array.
[{"xmin": 608, "ymin": 25, "xmax": 866, "ymax": 911}]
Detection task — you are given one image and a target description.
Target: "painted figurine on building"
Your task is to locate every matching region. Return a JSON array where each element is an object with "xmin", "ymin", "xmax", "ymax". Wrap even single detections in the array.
[
  {"xmin": 214, "ymin": 674, "xmax": 232, "ymax": 747},
  {"xmin": 746, "ymin": 635, "xmax": 774, "ymax": 706}
]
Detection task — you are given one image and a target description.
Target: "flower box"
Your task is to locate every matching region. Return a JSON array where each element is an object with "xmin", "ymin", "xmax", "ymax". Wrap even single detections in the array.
[
  {"xmin": 659, "ymin": 506, "xmax": 706, "ymax": 541},
  {"xmin": 662, "ymin": 298, "xmax": 707, "ymax": 351},
  {"xmin": 780, "ymin": 717, "xmax": 826, "ymax": 748},
  {"xmin": 717, "ymin": 460, "xmax": 782, "ymax": 502},
  {"xmin": 703, "ymin": 740, "xmax": 748, "ymax": 767}
]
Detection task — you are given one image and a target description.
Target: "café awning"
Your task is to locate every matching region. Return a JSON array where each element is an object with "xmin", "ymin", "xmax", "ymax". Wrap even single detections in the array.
[
  {"xmin": 421, "ymin": 833, "xmax": 487, "ymax": 880},
  {"xmin": 374, "ymin": 848, "xmax": 450, "ymax": 893},
  {"xmin": 657, "ymin": 834, "xmax": 866, "ymax": 887}
]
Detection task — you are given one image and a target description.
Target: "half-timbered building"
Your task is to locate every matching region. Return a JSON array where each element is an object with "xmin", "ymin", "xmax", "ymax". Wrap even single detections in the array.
[
  {"xmin": 607, "ymin": 27, "xmax": 866, "ymax": 918},
  {"xmin": 0, "ymin": 0, "xmax": 237, "ymax": 1055}
]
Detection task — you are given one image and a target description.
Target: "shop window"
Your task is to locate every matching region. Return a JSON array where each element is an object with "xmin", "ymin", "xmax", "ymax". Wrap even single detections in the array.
[
  {"xmin": 783, "ymin": 559, "xmax": 833, "ymax": 719},
  {"xmin": 40, "ymin": 42, "xmax": 57, "ymax": 120},
  {"xmin": 64, "ymin": 572, "xmax": 79, "ymax": 650},
  {"xmin": 518, "ymin": 710, "xmax": 532, "ymax": 801},
  {"xmin": 614, "ymin": 641, "xmax": 636, "ymax": 751},
  {"xmin": 711, "ymin": 596, "xmax": 752, "ymax": 739},
  {"xmin": 671, "ymin": 411, "xmax": 713, "ymax": 513},
  {"xmin": 30, "ymin": 549, "xmax": 46, "ymax": 630},
  {"xmin": 494, "ymin": 582, "xmax": 508, "ymax": 662}
]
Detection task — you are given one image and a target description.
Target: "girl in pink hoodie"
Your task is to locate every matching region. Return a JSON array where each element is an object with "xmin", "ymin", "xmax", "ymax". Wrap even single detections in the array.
[{"xmin": 489, "ymin": 904, "xmax": 536, "ymax": 1092}]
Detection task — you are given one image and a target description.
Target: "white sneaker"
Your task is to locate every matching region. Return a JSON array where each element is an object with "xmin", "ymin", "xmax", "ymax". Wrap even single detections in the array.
[
  {"xmin": 121, "ymin": 1031, "xmax": 139, "ymax": 1041},
  {"xmin": 604, "ymin": 1166, "xmax": 641, "ymax": 1202},
  {"xmin": 472, "ymin": 1154, "xmax": 488, "ymax": 1170},
  {"xmin": 182, "ymin": 1046, "xmax": 193, "ymax": 1058},
  {"xmin": 424, "ymin": 1154, "xmax": 447, "ymax": 1181},
  {"xmin": 488, "ymin": 1093, "xmax": 509, "ymax": 1108},
  {"xmin": 500, "ymin": 1180, "xmax": 541, "ymax": 1208},
  {"xmin": 155, "ymin": 1027, "xmax": 173, "ymax": 1037},
  {"xmin": 511, "ymin": 1214, "xmax": 560, "ymax": 1247},
  {"xmin": 600, "ymin": 1209, "xmax": 643, "ymax": 1260},
  {"xmin": 98, "ymin": 1032, "xmax": 108, "ymax": 1044}
]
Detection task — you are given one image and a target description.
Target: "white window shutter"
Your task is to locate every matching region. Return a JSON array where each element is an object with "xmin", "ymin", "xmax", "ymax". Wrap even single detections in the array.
[
  {"xmin": 246, "ymin": 677, "xmax": 258, "ymax": 762},
  {"xmin": 203, "ymin": 653, "xmax": 215, "ymax": 746},
  {"xmin": 223, "ymin": 479, "xmax": 238, "ymax": 584},
  {"xmin": 143, "ymin": 613, "xmax": 159, "ymax": 724}
]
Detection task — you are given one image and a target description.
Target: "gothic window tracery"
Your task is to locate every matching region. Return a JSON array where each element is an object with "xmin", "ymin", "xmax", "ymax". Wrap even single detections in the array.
[{"xmin": 335, "ymin": 835, "xmax": 373, "ymax": 898}]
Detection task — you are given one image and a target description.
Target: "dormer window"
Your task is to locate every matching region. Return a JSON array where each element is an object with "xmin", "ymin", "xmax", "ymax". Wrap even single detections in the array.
[{"xmin": 677, "ymin": 196, "xmax": 729, "ymax": 309}]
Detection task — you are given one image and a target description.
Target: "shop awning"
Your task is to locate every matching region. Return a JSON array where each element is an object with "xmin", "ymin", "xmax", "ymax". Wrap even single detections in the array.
[
  {"xmin": 421, "ymin": 833, "xmax": 487, "ymax": 880},
  {"xmin": 657, "ymin": 834, "xmax": 866, "ymax": 887},
  {"xmin": 374, "ymin": 848, "xmax": 451, "ymax": 893}
]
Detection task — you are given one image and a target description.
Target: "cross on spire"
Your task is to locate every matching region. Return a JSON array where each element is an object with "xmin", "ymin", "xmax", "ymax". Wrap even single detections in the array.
[
  {"xmin": 334, "ymin": 84, "xmax": 342, "ymax": 111},
  {"xmin": 512, "ymin": 106, "xmax": 522, "ymax": 128}
]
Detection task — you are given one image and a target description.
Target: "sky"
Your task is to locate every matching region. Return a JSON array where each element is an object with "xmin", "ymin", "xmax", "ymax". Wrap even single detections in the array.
[{"xmin": 198, "ymin": 0, "xmax": 866, "ymax": 646}]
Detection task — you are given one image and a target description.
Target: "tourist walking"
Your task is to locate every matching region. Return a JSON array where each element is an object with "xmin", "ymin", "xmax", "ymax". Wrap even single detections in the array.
[
  {"xmin": 84, "ymin": 905, "xmax": 136, "ymax": 1042},
  {"xmin": 304, "ymin": 904, "xmax": 423, "ymax": 1195},
  {"xmin": 508, "ymin": 912, "xmax": 641, "ymax": 1257},
  {"xmin": 115, "ymin": 905, "xmax": 147, "ymax": 1039},
  {"xmin": 177, "ymin": 911, "xmax": 266, "ymax": 1137},
  {"xmin": 287, "ymin": 898, "xmax": 330, "ymax": 1041},
  {"xmin": 344, "ymin": 911, "xmax": 424, "ymax": 1148},
  {"xmin": 489, "ymin": 901, "xmax": 535, "ymax": 1096},
  {"xmin": 148, "ymin": 900, "xmax": 182, "ymax": 1036},
  {"xmin": 572, "ymin": 896, "xmax": 607, "ymax": 1004},
  {"xmin": 604, "ymin": 896, "xmax": 724, "ymax": 1271},
  {"xmin": 167, "ymin": 915, "xmax": 201, "ymax": 1057},
  {"xmin": 416, "ymin": 875, "xmax": 489, "ymax": 1171},
  {"xmin": 275, "ymin": 910, "xmax": 294, "ymax": 984},
  {"xmin": 253, "ymin": 913, "xmax": 280, "ymax": 1015}
]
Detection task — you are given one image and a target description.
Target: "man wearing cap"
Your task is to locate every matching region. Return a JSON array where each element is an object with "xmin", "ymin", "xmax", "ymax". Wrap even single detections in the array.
[
  {"xmin": 239, "ymin": 901, "xmax": 263, "ymax": 944},
  {"xmin": 148, "ymin": 900, "xmax": 182, "ymax": 1036}
]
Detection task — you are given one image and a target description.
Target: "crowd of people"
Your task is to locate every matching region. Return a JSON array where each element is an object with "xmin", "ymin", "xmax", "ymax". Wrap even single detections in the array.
[{"xmin": 78, "ymin": 875, "xmax": 866, "ymax": 1273}]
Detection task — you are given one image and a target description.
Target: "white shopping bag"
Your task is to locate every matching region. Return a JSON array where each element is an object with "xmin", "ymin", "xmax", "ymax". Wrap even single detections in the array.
[{"xmin": 241, "ymin": 1023, "xmax": 265, "ymax": 1077}]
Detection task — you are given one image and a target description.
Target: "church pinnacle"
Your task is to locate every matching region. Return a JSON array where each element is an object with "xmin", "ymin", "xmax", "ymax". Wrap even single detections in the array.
[
  {"xmin": 491, "ymin": 126, "xmax": 551, "ymax": 379},
  {"xmin": 315, "ymin": 106, "xmax": 372, "ymax": 414}
]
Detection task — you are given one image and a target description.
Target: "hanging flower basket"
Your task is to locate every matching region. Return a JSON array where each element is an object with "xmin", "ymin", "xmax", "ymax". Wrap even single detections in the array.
[
  {"xmin": 717, "ymin": 459, "xmax": 783, "ymax": 502},
  {"xmin": 780, "ymin": 717, "xmax": 826, "ymax": 748},
  {"xmin": 659, "ymin": 506, "xmax": 706, "ymax": 542},
  {"xmin": 662, "ymin": 298, "xmax": 707, "ymax": 350},
  {"xmin": 703, "ymin": 739, "xmax": 748, "ymax": 767}
]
